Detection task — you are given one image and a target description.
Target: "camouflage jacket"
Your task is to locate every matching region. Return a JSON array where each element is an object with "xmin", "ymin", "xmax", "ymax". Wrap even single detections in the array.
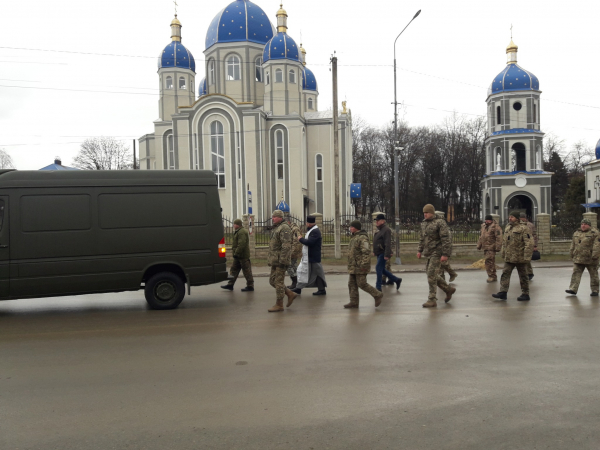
[
  {"xmin": 523, "ymin": 220, "xmax": 538, "ymax": 247},
  {"xmin": 268, "ymin": 221, "xmax": 292, "ymax": 267},
  {"xmin": 347, "ymin": 230, "xmax": 372, "ymax": 274},
  {"xmin": 501, "ymin": 222, "xmax": 533, "ymax": 263},
  {"xmin": 418, "ymin": 218, "xmax": 452, "ymax": 258},
  {"xmin": 570, "ymin": 228, "xmax": 600, "ymax": 264},
  {"xmin": 232, "ymin": 226, "xmax": 250, "ymax": 260},
  {"xmin": 289, "ymin": 222, "xmax": 304, "ymax": 260},
  {"xmin": 478, "ymin": 221, "xmax": 503, "ymax": 252}
]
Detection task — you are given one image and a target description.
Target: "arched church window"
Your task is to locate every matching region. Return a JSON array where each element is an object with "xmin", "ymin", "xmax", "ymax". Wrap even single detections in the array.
[
  {"xmin": 316, "ymin": 154, "xmax": 323, "ymax": 181},
  {"xmin": 533, "ymin": 104, "xmax": 537, "ymax": 123},
  {"xmin": 275, "ymin": 69, "xmax": 283, "ymax": 83},
  {"xmin": 179, "ymin": 77, "xmax": 186, "ymax": 90},
  {"xmin": 276, "ymin": 130, "xmax": 284, "ymax": 180},
  {"xmin": 289, "ymin": 69, "xmax": 296, "ymax": 84},
  {"xmin": 315, "ymin": 154, "xmax": 324, "ymax": 214},
  {"xmin": 167, "ymin": 134, "xmax": 175, "ymax": 169},
  {"xmin": 266, "ymin": 71, "xmax": 270, "ymax": 85},
  {"xmin": 496, "ymin": 105, "xmax": 501, "ymax": 125},
  {"xmin": 255, "ymin": 57, "xmax": 263, "ymax": 82},
  {"xmin": 210, "ymin": 121, "xmax": 225, "ymax": 188},
  {"xmin": 208, "ymin": 60, "xmax": 215, "ymax": 85},
  {"xmin": 226, "ymin": 56, "xmax": 241, "ymax": 81},
  {"xmin": 308, "ymin": 98, "xmax": 314, "ymax": 110},
  {"xmin": 166, "ymin": 76, "xmax": 173, "ymax": 90}
]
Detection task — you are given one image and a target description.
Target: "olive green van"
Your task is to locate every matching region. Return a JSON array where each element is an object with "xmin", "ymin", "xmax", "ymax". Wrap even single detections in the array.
[{"xmin": 0, "ymin": 170, "xmax": 228, "ymax": 309}]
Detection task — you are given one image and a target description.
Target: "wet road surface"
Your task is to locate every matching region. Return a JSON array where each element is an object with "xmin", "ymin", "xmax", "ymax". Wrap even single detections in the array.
[{"xmin": 2, "ymin": 267, "xmax": 600, "ymax": 449}]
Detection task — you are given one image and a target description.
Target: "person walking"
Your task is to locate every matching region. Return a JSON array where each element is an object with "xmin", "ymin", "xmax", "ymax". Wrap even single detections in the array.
[
  {"xmin": 492, "ymin": 211, "xmax": 533, "ymax": 301},
  {"xmin": 436, "ymin": 211, "xmax": 458, "ymax": 283},
  {"xmin": 520, "ymin": 213, "xmax": 538, "ymax": 280},
  {"xmin": 286, "ymin": 216, "xmax": 303, "ymax": 290},
  {"xmin": 221, "ymin": 218, "xmax": 254, "ymax": 292},
  {"xmin": 267, "ymin": 210, "xmax": 297, "ymax": 312},
  {"xmin": 373, "ymin": 214, "xmax": 402, "ymax": 292},
  {"xmin": 565, "ymin": 219, "xmax": 600, "ymax": 296},
  {"xmin": 477, "ymin": 214, "xmax": 503, "ymax": 282},
  {"xmin": 417, "ymin": 204, "xmax": 456, "ymax": 308},
  {"xmin": 293, "ymin": 216, "xmax": 327, "ymax": 296},
  {"xmin": 344, "ymin": 221, "xmax": 384, "ymax": 309}
]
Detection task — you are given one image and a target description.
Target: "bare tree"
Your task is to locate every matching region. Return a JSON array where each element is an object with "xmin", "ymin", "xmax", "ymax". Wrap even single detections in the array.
[
  {"xmin": 565, "ymin": 140, "xmax": 594, "ymax": 176},
  {"xmin": 543, "ymin": 132, "xmax": 566, "ymax": 163},
  {"xmin": 0, "ymin": 148, "xmax": 15, "ymax": 169},
  {"xmin": 73, "ymin": 137, "xmax": 132, "ymax": 170}
]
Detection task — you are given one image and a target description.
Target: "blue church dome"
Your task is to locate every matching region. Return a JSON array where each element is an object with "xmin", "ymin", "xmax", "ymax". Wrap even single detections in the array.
[
  {"xmin": 263, "ymin": 32, "xmax": 300, "ymax": 63},
  {"xmin": 158, "ymin": 41, "xmax": 195, "ymax": 72},
  {"xmin": 205, "ymin": 0, "xmax": 275, "ymax": 50},
  {"xmin": 276, "ymin": 198, "xmax": 290, "ymax": 213},
  {"xmin": 596, "ymin": 138, "xmax": 600, "ymax": 160},
  {"xmin": 199, "ymin": 78, "xmax": 207, "ymax": 96},
  {"xmin": 488, "ymin": 63, "xmax": 539, "ymax": 96},
  {"xmin": 301, "ymin": 67, "xmax": 317, "ymax": 91}
]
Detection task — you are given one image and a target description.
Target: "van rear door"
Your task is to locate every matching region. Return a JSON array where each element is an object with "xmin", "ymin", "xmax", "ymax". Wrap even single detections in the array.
[{"xmin": 0, "ymin": 197, "xmax": 8, "ymax": 298}]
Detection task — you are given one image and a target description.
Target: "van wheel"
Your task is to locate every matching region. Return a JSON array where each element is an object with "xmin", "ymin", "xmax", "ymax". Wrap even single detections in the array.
[{"xmin": 145, "ymin": 272, "xmax": 185, "ymax": 310}]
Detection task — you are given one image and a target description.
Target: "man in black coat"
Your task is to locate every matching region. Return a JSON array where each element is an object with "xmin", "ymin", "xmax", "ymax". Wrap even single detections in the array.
[
  {"xmin": 373, "ymin": 214, "xmax": 402, "ymax": 292},
  {"xmin": 292, "ymin": 216, "xmax": 327, "ymax": 296}
]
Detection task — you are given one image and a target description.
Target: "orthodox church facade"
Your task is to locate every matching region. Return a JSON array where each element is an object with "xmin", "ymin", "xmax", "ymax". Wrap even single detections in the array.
[
  {"xmin": 481, "ymin": 40, "xmax": 551, "ymax": 221},
  {"xmin": 138, "ymin": 0, "xmax": 353, "ymax": 221}
]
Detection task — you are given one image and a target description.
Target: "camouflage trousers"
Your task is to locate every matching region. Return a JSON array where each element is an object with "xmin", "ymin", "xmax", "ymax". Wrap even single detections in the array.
[
  {"xmin": 287, "ymin": 259, "xmax": 298, "ymax": 278},
  {"xmin": 500, "ymin": 262, "xmax": 529, "ymax": 294},
  {"xmin": 484, "ymin": 250, "xmax": 497, "ymax": 279},
  {"xmin": 269, "ymin": 266, "xmax": 288, "ymax": 302},
  {"xmin": 348, "ymin": 274, "xmax": 382, "ymax": 305},
  {"xmin": 381, "ymin": 259, "xmax": 392, "ymax": 283},
  {"xmin": 228, "ymin": 258, "xmax": 254, "ymax": 287},
  {"xmin": 426, "ymin": 257, "xmax": 451, "ymax": 301},
  {"xmin": 569, "ymin": 263, "xmax": 600, "ymax": 294},
  {"xmin": 525, "ymin": 261, "xmax": 534, "ymax": 276},
  {"xmin": 438, "ymin": 260, "xmax": 457, "ymax": 281}
]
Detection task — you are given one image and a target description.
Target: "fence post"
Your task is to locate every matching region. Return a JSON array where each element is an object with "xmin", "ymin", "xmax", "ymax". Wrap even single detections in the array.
[
  {"xmin": 312, "ymin": 213, "xmax": 323, "ymax": 227},
  {"xmin": 243, "ymin": 214, "xmax": 256, "ymax": 258},
  {"xmin": 536, "ymin": 213, "xmax": 551, "ymax": 253}
]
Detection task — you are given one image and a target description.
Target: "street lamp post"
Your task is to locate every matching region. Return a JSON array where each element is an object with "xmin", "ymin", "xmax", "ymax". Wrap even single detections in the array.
[{"xmin": 393, "ymin": 9, "xmax": 421, "ymax": 266}]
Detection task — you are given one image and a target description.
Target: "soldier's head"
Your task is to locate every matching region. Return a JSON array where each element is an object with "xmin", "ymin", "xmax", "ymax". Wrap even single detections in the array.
[
  {"xmin": 272, "ymin": 210, "xmax": 284, "ymax": 224},
  {"xmin": 581, "ymin": 219, "xmax": 592, "ymax": 231},
  {"xmin": 519, "ymin": 212, "xmax": 527, "ymax": 222},
  {"xmin": 233, "ymin": 218, "xmax": 243, "ymax": 230},
  {"xmin": 423, "ymin": 204, "xmax": 435, "ymax": 220},
  {"xmin": 306, "ymin": 216, "xmax": 316, "ymax": 229},
  {"xmin": 349, "ymin": 220, "xmax": 362, "ymax": 234},
  {"xmin": 375, "ymin": 213, "xmax": 386, "ymax": 227},
  {"xmin": 485, "ymin": 215, "xmax": 493, "ymax": 225},
  {"xmin": 508, "ymin": 211, "xmax": 520, "ymax": 223}
]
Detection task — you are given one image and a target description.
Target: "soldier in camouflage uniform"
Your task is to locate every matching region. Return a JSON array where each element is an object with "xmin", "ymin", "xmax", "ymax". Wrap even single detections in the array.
[
  {"xmin": 221, "ymin": 218, "xmax": 254, "ymax": 292},
  {"xmin": 565, "ymin": 219, "xmax": 600, "ymax": 296},
  {"xmin": 417, "ymin": 204, "xmax": 456, "ymax": 308},
  {"xmin": 520, "ymin": 213, "xmax": 538, "ymax": 280},
  {"xmin": 477, "ymin": 215, "xmax": 503, "ymax": 282},
  {"xmin": 286, "ymin": 217, "xmax": 304, "ymax": 290},
  {"xmin": 492, "ymin": 210, "xmax": 533, "ymax": 301},
  {"xmin": 344, "ymin": 221, "xmax": 384, "ymax": 308},
  {"xmin": 267, "ymin": 210, "xmax": 297, "ymax": 312},
  {"xmin": 435, "ymin": 211, "xmax": 458, "ymax": 283}
]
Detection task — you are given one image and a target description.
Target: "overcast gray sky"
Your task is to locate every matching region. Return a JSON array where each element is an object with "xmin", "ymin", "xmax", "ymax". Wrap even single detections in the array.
[{"xmin": 1, "ymin": 0, "xmax": 598, "ymax": 169}]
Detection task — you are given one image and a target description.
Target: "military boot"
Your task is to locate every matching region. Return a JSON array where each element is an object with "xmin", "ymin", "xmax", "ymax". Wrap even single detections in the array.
[
  {"xmin": 344, "ymin": 301, "xmax": 359, "ymax": 309},
  {"xmin": 487, "ymin": 277, "xmax": 497, "ymax": 283},
  {"xmin": 444, "ymin": 287, "xmax": 456, "ymax": 303},
  {"xmin": 285, "ymin": 288, "xmax": 297, "ymax": 307},
  {"xmin": 422, "ymin": 300, "xmax": 437, "ymax": 308},
  {"xmin": 591, "ymin": 292, "xmax": 599, "ymax": 297},
  {"xmin": 492, "ymin": 292, "xmax": 507, "ymax": 300},
  {"xmin": 374, "ymin": 293, "xmax": 384, "ymax": 307},
  {"xmin": 287, "ymin": 277, "xmax": 298, "ymax": 290},
  {"xmin": 268, "ymin": 299, "xmax": 284, "ymax": 312},
  {"xmin": 517, "ymin": 294, "xmax": 530, "ymax": 301},
  {"xmin": 449, "ymin": 273, "xmax": 458, "ymax": 282},
  {"xmin": 565, "ymin": 290, "xmax": 577, "ymax": 295}
]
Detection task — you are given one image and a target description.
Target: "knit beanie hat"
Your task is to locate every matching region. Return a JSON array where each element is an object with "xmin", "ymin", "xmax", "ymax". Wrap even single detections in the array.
[
  {"xmin": 233, "ymin": 219, "xmax": 243, "ymax": 226},
  {"xmin": 350, "ymin": 220, "xmax": 362, "ymax": 230},
  {"xmin": 509, "ymin": 210, "xmax": 521, "ymax": 219},
  {"xmin": 485, "ymin": 215, "xmax": 493, "ymax": 221},
  {"xmin": 581, "ymin": 219, "xmax": 592, "ymax": 226},
  {"xmin": 272, "ymin": 210, "xmax": 284, "ymax": 218},
  {"xmin": 423, "ymin": 204, "xmax": 435, "ymax": 214}
]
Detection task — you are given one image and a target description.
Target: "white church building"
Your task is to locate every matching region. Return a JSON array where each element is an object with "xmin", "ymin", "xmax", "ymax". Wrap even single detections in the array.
[{"xmin": 138, "ymin": 0, "xmax": 353, "ymax": 221}]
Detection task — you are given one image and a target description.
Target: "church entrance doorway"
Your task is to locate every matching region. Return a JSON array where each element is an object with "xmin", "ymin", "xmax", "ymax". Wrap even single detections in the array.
[
  {"xmin": 507, "ymin": 194, "xmax": 533, "ymax": 220},
  {"xmin": 512, "ymin": 143, "xmax": 526, "ymax": 172}
]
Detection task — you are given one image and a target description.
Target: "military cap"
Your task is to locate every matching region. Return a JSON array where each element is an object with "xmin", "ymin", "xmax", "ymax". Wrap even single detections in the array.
[
  {"xmin": 509, "ymin": 210, "xmax": 521, "ymax": 219},
  {"xmin": 272, "ymin": 210, "xmax": 284, "ymax": 218},
  {"xmin": 581, "ymin": 218, "xmax": 592, "ymax": 226},
  {"xmin": 350, "ymin": 220, "xmax": 362, "ymax": 230},
  {"xmin": 485, "ymin": 215, "xmax": 493, "ymax": 221},
  {"xmin": 375, "ymin": 214, "xmax": 386, "ymax": 221},
  {"xmin": 423, "ymin": 204, "xmax": 435, "ymax": 214},
  {"xmin": 233, "ymin": 218, "xmax": 243, "ymax": 226},
  {"xmin": 306, "ymin": 216, "xmax": 316, "ymax": 223}
]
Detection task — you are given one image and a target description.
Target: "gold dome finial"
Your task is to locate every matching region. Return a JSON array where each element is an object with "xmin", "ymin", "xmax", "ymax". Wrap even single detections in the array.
[
  {"xmin": 299, "ymin": 41, "xmax": 306, "ymax": 66},
  {"xmin": 276, "ymin": 3, "xmax": 288, "ymax": 33},
  {"xmin": 506, "ymin": 40, "xmax": 518, "ymax": 64},
  {"xmin": 170, "ymin": 1, "xmax": 182, "ymax": 41}
]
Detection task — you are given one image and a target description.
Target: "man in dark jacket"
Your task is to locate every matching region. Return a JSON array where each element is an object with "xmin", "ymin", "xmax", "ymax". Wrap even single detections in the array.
[
  {"xmin": 221, "ymin": 219, "xmax": 254, "ymax": 292},
  {"xmin": 292, "ymin": 216, "xmax": 327, "ymax": 296},
  {"xmin": 373, "ymin": 214, "xmax": 402, "ymax": 292}
]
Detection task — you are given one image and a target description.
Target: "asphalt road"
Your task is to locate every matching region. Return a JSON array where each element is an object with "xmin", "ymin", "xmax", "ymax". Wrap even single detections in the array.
[{"xmin": 2, "ymin": 267, "xmax": 600, "ymax": 450}]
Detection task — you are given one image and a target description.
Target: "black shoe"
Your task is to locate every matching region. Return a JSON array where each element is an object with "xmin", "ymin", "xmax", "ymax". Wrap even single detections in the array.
[
  {"xmin": 528, "ymin": 274, "xmax": 534, "ymax": 280},
  {"xmin": 492, "ymin": 292, "xmax": 507, "ymax": 300},
  {"xmin": 241, "ymin": 286, "xmax": 254, "ymax": 292},
  {"xmin": 395, "ymin": 278, "xmax": 402, "ymax": 291},
  {"xmin": 291, "ymin": 288, "xmax": 302, "ymax": 295},
  {"xmin": 313, "ymin": 290, "xmax": 326, "ymax": 296},
  {"xmin": 517, "ymin": 294, "xmax": 530, "ymax": 301},
  {"xmin": 221, "ymin": 285, "xmax": 234, "ymax": 291},
  {"xmin": 591, "ymin": 292, "xmax": 599, "ymax": 297},
  {"xmin": 565, "ymin": 290, "xmax": 577, "ymax": 295},
  {"xmin": 385, "ymin": 280, "xmax": 395, "ymax": 285}
]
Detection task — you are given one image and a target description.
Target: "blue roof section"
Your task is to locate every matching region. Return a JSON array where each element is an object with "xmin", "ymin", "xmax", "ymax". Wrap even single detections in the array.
[
  {"xmin": 39, "ymin": 163, "xmax": 78, "ymax": 171},
  {"xmin": 205, "ymin": 0, "xmax": 275, "ymax": 50},
  {"xmin": 199, "ymin": 77, "xmax": 207, "ymax": 96},
  {"xmin": 301, "ymin": 67, "xmax": 318, "ymax": 91},
  {"xmin": 159, "ymin": 41, "xmax": 196, "ymax": 72},
  {"xmin": 582, "ymin": 203, "xmax": 600, "ymax": 208},
  {"xmin": 276, "ymin": 199, "xmax": 290, "ymax": 213},
  {"xmin": 488, "ymin": 63, "xmax": 539, "ymax": 96},
  {"xmin": 491, "ymin": 128, "xmax": 544, "ymax": 137},
  {"xmin": 263, "ymin": 32, "xmax": 301, "ymax": 63},
  {"xmin": 596, "ymin": 138, "xmax": 600, "ymax": 160}
]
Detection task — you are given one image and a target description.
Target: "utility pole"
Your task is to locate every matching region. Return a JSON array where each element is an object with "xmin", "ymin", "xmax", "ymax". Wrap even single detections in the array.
[
  {"xmin": 133, "ymin": 139, "xmax": 137, "ymax": 170},
  {"xmin": 331, "ymin": 53, "xmax": 341, "ymax": 259}
]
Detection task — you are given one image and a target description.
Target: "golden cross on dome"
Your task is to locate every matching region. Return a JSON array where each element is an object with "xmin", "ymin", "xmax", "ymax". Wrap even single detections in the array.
[
  {"xmin": 510, "ymin": 24, "xmax": 513, "ymax": 40},
  {"xmin": 174, "ymin": 0, "xmax": 178, "ymax": 15}
]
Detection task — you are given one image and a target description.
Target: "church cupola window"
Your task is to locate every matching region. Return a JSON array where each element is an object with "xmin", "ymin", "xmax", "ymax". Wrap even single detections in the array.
[
  {"xmin": 275, "ymin": 69, "xmax": 283, "ymax": 83},
  {"xmin": 255, "ymin": 57, "xmax": 263, "ymax": 82},
  {"xmin": 226, "ymin": 56, "xmax": 241, "ymax": 81},
  {"xmin": 496, "ymin": 105, "xmax": 502, "ymax": 125},
  {"xmin": 289, "ymin": 69, "xmax": 296, "ymax": 84},
  {"xmin": 308, "ymin": 98, "xmax": 313, "ymax": 110},
  {"xmin": 179, "ymin": 77, "xmax": 186, "ymax": 90},
  {"xmin": 210, "ymin": 121, "xmax": 226, "ymax": 188},
  {"xmin": 208, "ymin": 60, "xmax": 215, "ymax": 85},
  {"xmin": 166, "ymin": 76, "xmax": 173, "ymax": 89},
  {"xmin": 266, "ymin": 71, "xmax": 270, "ymax": 85}
]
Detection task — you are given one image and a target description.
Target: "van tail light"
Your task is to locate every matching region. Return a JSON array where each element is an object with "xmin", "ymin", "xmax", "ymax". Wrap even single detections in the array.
[{"xmin": 218, "ymin": 237, "xmax": 226, "ymax": 258}]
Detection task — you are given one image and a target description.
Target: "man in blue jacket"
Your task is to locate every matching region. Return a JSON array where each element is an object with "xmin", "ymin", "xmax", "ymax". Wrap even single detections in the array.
[{"xmin": 292, "ymin": 216, "xmax": 327, "ymax": 296}]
